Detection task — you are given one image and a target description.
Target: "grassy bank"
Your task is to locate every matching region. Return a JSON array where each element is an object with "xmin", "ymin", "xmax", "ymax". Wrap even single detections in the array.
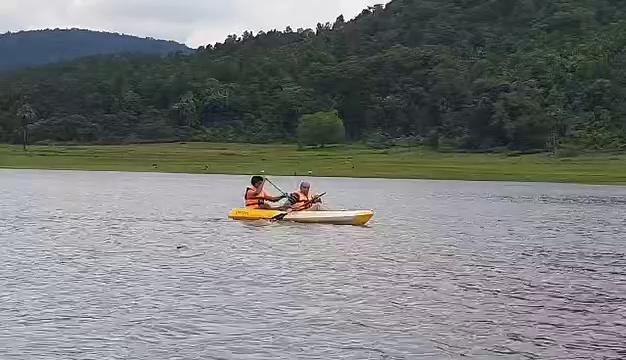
[{"xmin": 1, "ymin": 143, "xmax": 625, "ymax": 184}]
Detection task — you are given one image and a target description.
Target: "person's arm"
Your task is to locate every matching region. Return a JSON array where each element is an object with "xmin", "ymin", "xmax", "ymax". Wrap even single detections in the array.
[
  {"xmin": 260, "ymin": 188, "xmax": 286, "ymax": 202},
  {"xmin": 266, "ymin": 194, "xmax": 286, "ymax": 202}
]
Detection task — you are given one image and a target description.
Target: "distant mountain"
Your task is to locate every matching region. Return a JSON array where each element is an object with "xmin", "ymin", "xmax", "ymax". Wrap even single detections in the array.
[{"xmin": 0, "ymin": 29, "xmax": 192, "ymax": 72}]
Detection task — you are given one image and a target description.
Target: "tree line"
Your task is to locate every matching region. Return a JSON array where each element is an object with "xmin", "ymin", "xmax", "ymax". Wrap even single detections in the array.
[{"xmin": 0, "ymin": 0, "xmax": 625, "ymax": 151}]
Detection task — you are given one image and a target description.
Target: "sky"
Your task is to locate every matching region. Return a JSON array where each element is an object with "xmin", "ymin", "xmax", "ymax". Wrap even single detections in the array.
[{"xmin": 0, "ymin": 0, "xmax": 382, "ymax": 48}]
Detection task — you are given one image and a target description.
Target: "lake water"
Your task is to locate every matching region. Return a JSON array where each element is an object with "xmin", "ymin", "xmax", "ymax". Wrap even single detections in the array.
[{"xmin": 1, "ymin": 169, "xmax": 625, "ymax": 359}]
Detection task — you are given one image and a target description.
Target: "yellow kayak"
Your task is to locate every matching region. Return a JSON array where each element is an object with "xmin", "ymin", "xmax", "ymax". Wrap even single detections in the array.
[{"xmin": 228, "ymin": 208, "xmax": 374, "ymax": 226}]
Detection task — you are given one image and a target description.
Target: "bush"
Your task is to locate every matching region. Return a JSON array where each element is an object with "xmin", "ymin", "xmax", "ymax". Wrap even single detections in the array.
[
  {"xmin": 297, "ymin": 110, "xmax": 345, "ymax": 147},
  {"xmin": 556, "ymin": 143, "xmax": 583, "ymax": 158},
  {"xmin": 426, "ymin": 130, "xmax": 440, "ymax": 150},
  {"xmin": 393, "ymin": 135, "xmax": 423, "ymax": 147},
  {"xmin": 365, "ymin": 130, "xmax": 393, "ymax": 149}
]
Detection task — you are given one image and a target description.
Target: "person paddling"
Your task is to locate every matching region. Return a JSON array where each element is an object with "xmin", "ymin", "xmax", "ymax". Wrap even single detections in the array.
[
  {"xmin": 287, "ymin": 181, "xmax": 323, "ymax": 211},
  {"xmin": 245, "ymin": 176, "xmax": 286, "ymax": 209}
]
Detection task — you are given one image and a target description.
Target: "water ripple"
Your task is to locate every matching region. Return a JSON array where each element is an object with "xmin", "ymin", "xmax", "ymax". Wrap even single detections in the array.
[{"xmin": 1, "ymin": 170, "xmax": 625, "ymax": 359}]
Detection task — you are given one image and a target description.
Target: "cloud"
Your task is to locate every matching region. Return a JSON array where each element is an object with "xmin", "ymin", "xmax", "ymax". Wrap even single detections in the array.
[{"xmin": 0, "ymin": 0, "xmax": 382, "ymax": 48}]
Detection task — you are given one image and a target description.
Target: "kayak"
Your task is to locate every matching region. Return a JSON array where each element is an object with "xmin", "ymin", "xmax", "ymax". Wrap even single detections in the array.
[
  {"xmin": 229, "ymin": 208, "xmax": 373, "ymax": 226},
  {"xmin": 228, "ymin": 208, "xmax": 374, "ymax": 226}
]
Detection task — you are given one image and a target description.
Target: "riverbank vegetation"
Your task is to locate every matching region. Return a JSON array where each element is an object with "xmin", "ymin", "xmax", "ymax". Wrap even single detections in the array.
[
  {"xmin": 1, "ymin": 0, "xmax": 625, "ymax": 153},
  {"xmin": 1, "ymin": 143, "xmax": 625, "ymax": 184}
]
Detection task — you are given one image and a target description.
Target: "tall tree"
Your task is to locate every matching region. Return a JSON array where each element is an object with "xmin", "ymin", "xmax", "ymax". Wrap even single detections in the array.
[
  {"xmin": 297, "ymin": 111, "xmax": 345, "ymax": 147},
  {"xmin": 16, "ymin": 103, "xmax": 37, "ymax": 151}
]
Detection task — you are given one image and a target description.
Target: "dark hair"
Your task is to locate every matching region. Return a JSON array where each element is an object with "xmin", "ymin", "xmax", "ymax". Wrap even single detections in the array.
[{"xmin": 251, "ymin": 176, "xmax": 264, "ymax": 186}]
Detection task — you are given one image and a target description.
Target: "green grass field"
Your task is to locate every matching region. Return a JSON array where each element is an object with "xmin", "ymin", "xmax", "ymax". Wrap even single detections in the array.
[{"xmin": 1, "ymin": 143, "xmax": 625, "ymax": 184}]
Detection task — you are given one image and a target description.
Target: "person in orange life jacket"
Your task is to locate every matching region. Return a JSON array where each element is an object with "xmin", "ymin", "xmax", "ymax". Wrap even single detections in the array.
[
  {"xmin": 244, "ymin": 176, "xmax": 286, "ymax": 209},
  {"xmin": 287, "ymin": 181, "xmax": 322, "ymax": 211}
]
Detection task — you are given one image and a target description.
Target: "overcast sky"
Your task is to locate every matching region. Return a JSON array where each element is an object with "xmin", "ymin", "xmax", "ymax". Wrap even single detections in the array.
[{"xmin": 0, "ymin": 0, "xmax": 381, "ymax": 48}]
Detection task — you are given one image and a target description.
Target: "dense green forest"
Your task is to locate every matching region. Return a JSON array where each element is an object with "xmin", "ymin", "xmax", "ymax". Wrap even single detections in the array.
[
  {"xmin": 0, "ymin": 29, "xmax": 190, "ymax": 72},
  {"xmin": 1, "ymin": 0, "xmax": 625, "ymax": 151}
]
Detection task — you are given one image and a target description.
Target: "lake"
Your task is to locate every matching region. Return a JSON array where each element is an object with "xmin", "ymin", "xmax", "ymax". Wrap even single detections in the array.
[{"xmin": 1, "ymin": 169, "xmax": 624, "ymax": 359}]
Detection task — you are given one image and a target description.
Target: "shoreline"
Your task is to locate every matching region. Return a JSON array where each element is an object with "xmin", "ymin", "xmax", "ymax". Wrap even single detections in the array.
[
  {"xmin": 2, "ymin": 167, "xmax": 625, "ymax": 188},
  {"xmin": 1, "ymin": 143, "xmax": 625, "ymax": 185}
]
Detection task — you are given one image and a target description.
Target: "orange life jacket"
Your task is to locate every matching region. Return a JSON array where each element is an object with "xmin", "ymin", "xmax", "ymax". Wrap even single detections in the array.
[
  {"xmin": 244, "ymin": 186, "xmax": 270, "ymax": 208},
  {"xmin": 292, "ymin": 191, "xmax": 314, "ymax": 211}
]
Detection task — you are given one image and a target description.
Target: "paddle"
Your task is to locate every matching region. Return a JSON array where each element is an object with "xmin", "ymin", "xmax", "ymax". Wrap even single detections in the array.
[
  {"xmin": 271, "ymin": 211, "xmax": 290, "ymax": 221},
  {"xmin": 263, "ymin": 177, "xmax": 287, "ymax": 196},
  {"xmin": 305, "ymin": 192, "xmax": 326, "ymax": 208},
  {"xmin": 271, "ymin": 192, "xmax": 327, "ymax": 221}
]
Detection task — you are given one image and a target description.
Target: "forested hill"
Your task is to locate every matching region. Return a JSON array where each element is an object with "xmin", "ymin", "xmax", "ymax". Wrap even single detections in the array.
[
  {"xmin": 0, "ymin": 29, "xmax": 191, "ymax": 71},
  {"xmin": 1, "ymin": 0, "xmax": 625, "ymax": 151}
]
